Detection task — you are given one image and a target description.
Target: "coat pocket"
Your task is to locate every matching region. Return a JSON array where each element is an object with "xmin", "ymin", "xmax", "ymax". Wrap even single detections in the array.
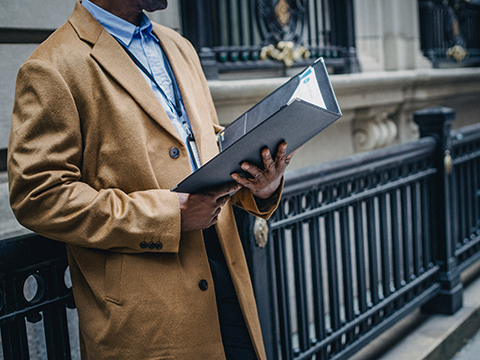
[{"xmin": 104, "ymin": 252, "xmax": 123, "ymax": 305}]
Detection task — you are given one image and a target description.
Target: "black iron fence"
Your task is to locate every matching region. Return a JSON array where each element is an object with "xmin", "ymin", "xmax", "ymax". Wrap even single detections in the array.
[
  {"xmin": 238, "ymin": 107, "xmax": 477, "ymax": 359},
  {"xmin": 419, "ymin": 0, "xmax": 480, "ymax": 68},
  {"xmin": 180, "ymin": 0, "xmax": 360, "ymax": 79},
  {"xmin": 1, "ymin": 107, "xmax": 480, "ymax": 359},
  {"xmin": 0, "ymin": 235, "xmax": 75, "ymax": 359},
  {"xmin": 452, "ymin": 123, "xmax": 480, "ymax": 271}
]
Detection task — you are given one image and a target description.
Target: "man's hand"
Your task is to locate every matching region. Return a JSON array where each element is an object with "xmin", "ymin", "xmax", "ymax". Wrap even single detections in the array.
[
  {"xmin": 231, "ymin": 142, "xmax": 295, "ymax": 199},
  {"xmin": 177, "ymin": 183, "xmax": 241, "ymax": 232}
]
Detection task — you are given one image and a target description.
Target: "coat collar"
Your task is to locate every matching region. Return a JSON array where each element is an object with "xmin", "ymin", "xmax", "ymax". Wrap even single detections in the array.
[{"xmin": 68, "ymin": 1, "xmax": 183, "ymax": 144}]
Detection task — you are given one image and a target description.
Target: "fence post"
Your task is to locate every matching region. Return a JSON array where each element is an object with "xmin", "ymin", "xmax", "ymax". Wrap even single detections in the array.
[{"xmin": 414, "ymin": 106, "xmax": 463, "ymax": 315}]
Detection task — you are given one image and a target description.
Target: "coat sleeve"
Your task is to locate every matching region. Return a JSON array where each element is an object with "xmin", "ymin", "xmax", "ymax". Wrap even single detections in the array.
[
  {"xmin": 230, "ymin": 180, "xmax": 283, "ymax": 220},
  {"xmin": 8, "ymin": 59, "xmax": 182, "ymax": 254}
]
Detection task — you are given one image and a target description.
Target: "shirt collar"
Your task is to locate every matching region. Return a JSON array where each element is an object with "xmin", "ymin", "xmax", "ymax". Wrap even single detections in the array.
[{"xmin": 81, "ymin": 0, "xmax": 158, "ymax": 45}]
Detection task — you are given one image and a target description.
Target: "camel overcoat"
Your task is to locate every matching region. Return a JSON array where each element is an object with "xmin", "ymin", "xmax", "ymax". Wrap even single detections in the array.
[{"xmin": 7, "ymin": 2, "xmax": 281, "ymax": 359}]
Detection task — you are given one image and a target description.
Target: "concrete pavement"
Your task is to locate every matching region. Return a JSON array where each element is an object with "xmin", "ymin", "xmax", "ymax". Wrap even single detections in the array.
[
  {"xmin": 349, "ymin": 261, "xmax": 480, "ymax": 360},
  {"xmin": 451, "ymin": 326, "xmax": 480, "ymax": 360}
]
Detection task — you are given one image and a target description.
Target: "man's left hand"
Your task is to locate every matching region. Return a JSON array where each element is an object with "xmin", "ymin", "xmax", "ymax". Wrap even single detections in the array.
[{"xmin": 231, "ymin": 141, "xmax": 295, "ymax": 199}]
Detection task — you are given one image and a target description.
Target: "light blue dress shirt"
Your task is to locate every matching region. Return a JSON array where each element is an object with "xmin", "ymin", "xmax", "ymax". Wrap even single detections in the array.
[{"xmin": 82, "ymin": 0, "xmax": 199, "ymax": 171}]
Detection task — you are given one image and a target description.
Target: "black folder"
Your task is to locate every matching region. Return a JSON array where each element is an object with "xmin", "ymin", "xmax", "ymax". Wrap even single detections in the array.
[{"xmin": 171, "ymin": 57, "xmax": 342, "ymax": 194}]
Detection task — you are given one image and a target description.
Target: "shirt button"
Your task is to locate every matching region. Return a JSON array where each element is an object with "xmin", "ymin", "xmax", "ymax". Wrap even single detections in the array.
[
  {"xmin": 140, "ymin": 241, "xmax": 148, "ymax": 249},
  {"xmin": 169, "ymin": 147, "xmax": 180, "ymax": 159},
  {"xmin": 198, "ymin": 279, "xmax": 208, "ymax": 291},
  {"xmin": 155, "ymin": 242, "xmax": 163, "ymax": 250}
]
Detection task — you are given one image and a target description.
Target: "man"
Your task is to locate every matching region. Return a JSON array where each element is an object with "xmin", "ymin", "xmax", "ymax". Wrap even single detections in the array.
[{"xmin": 8, "ymin": 0, "xmax": 293, "ymax": 359}]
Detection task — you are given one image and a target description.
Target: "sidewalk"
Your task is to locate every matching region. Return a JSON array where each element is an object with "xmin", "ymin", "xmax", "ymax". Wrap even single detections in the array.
[
  {"xmin": 451, "ymin": 326, "xmax": 480, "ymax": 360},
  {"xmin": 349, "ymin": 261, "xmax": 480, "ymax": 360}
]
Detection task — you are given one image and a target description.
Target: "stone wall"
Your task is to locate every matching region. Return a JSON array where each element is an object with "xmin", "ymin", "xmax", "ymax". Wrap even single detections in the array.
[{"xmin": 211, "ymin": 67, "xmax": 480, "ymax": 171}]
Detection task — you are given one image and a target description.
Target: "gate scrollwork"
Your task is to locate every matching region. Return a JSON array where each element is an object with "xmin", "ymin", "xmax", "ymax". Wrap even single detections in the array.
[{"xmin": 257, "ymin": 0, "xmax": 305, "ymax": 46}]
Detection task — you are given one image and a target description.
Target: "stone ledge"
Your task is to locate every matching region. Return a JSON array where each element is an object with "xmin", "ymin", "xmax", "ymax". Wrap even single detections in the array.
[
  {"xmin": 208, "ymin": 67, "xmax": 480, "ymax": 170},
  {"xmin": 209, "ymin": 68, "xmax": 480, "ymax": 123}
]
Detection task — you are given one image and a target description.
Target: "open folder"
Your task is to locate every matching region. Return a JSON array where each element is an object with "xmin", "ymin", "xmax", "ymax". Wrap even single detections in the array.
[{"xmin": 171, "ymin": 57, "xmax": 342, "ymax": 194}]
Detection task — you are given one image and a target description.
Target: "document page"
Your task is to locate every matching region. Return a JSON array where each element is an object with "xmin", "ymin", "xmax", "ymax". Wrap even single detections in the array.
[{"xmin": 289, "ymin": 66, "xmax": 326, "ymax": 109}]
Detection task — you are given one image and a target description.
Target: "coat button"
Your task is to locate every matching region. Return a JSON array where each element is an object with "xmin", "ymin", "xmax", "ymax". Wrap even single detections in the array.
[
  {"xmin": 155, "ymin": 242, "xmax": 163, "ymax": 250},
  {"xmin": 148, "ymin": 242, "xmax": 155, "ymax": 249},
  {"xmin": 140, "ymin": 241, "xmax": 148, "ymax": 249},
  {"xmin": 169, "ymin": 147, "xmax": 180, "ymax": 159},
  {"xmin": 198, "ymin": 279, "xmax": 208, "ymax": 291}
]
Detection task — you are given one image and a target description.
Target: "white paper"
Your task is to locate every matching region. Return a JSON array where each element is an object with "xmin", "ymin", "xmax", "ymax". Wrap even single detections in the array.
[{"xmin": 289, "ymin": 66, "xmax": 326, "ymax": 109}]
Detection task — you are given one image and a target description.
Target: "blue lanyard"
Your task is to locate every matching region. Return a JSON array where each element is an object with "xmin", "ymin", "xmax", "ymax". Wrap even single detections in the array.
[
  {"xmin": 115, "ymin": 38, "xmax": 202, "ymax": 170},
  {"xmin": 115, "ymin": 38, "xmax": 183, "ymax": 118}
]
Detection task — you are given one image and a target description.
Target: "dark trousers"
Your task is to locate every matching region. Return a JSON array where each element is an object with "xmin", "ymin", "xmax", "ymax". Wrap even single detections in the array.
[
  {"xmin": 208, "ymin": 258, "xmax": 257, "ymax": 360},
  {"xmin": 203, "ymin": 227, "xmax": 257, "ymax": 360}
]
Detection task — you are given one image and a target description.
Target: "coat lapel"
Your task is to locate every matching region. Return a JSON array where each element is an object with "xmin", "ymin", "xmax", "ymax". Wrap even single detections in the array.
[
  {"xmin": 68, "ymin": 1, "xmax": 183, "ymax": 144},
  {"xmin": 153, "ymin": 25, "xmax": 208, "ymax": 163}
]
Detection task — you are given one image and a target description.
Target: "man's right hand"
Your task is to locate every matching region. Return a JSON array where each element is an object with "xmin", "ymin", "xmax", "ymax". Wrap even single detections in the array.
[{"xmin": 177, "ymin": 183, "xmax": 242, "ymax": 232}]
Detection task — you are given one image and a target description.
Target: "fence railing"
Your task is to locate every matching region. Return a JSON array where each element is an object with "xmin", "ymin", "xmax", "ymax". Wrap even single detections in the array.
[
  {"xmin": 451, "ymin": 123, "xmax": 480, "ymax": 272},
  {"xmin": 180, "ymin": 0, "xmax": 360, "ymax": 79},
  {"xmin": 1, "ymin": 107, "xmax": 479, "ymax": 359},
  {"xmin": 0, "ymin": 234, "xmax": 75, "ymax": 359},
  {"xmin": 238, "ymin": 107, "xmax": 475, "ymax": 359},
  {"xmin": 239, "ymin": 137, "xmax": 441, "ymax": 359},
  {"xmin": 419, "ymin": 0, "xmax": 480, "ymax": 68}
]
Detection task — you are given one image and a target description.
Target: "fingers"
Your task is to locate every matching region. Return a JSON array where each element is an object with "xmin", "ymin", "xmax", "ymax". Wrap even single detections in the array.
[
  {"xmin": 230, "ymin": 141, "xmax": 295, "ymax": 200},
  {"xmin": 208, "ymin": 207, "xmax": 222, "ymax": 227},
  {"xmin": 182, "ymin": 141, "xmax": 296, "ymax": 232},
  {"xmin": 209, "ymin": 183, "xmax": 239, "ymax": 221},
  {"xmin": 262, "ymin": 147, "xmax": 276, "ymax": 172},
  {"xmin": 275, "ymin": 142, "xmax": 288, "ymax": 163},
  {"xmin": 231, "ymin": 170, "xmax": 251, "ymax": 189},
  {"xmin": 209, "ymin": 216, "xmax": 219, "ymax": 227},
  {"xmin": 242, "ymin": 162, "xmax": 264, "ymax": 180},
  {"xmin": 179, "ymin": 186, "xmax": 232, "ymax": 232},
  {"xmin": 216, "ymin": 194, "xmax": 230, "ymax": 207},
  {"xmin": 274, "ymin": 142, "xmax": 292, "ymax": 172},
  {"xmin": 211, "ymin": 182, "xmax": 241, "ymax": 200},
  {"xmin": 245, "ymin": 142, "xmax": 289, "ymax": 177}
]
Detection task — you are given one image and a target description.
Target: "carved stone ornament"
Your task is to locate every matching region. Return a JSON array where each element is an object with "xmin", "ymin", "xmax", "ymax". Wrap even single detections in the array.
[
  {"xmin": 254, "ymin": 217, "xmax": 269, "ymax": 248},
  {"xmin": 353, "ymin": 110, "xmax": 398, "ymax": 152},
  {"xmin": 447, "ymin": 45, "xmax": 467, "ymax": 62},
  {"xmin": 260, "ymin": 41, "xmax": 310, "ymax": 67}
]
